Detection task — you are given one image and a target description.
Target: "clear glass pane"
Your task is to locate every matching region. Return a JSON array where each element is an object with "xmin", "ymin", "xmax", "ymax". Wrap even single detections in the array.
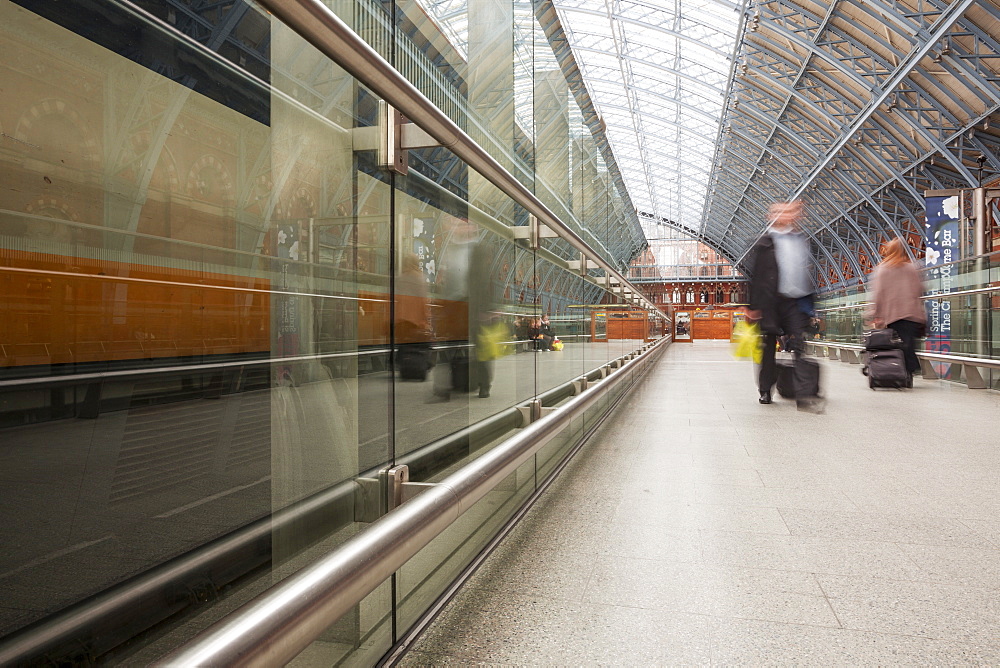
[{"xmin": 0, "ymin": 0, "xmax": 392, "ymax": 663}]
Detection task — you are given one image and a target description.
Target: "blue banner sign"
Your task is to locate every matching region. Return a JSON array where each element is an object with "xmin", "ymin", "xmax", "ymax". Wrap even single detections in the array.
[{"xmin": 923, "ymin": 195, "xmax": 960, "ymax": 373}]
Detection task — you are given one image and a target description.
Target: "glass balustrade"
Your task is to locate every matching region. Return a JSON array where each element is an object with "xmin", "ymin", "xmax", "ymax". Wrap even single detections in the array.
[
  {"xmin": 0, "ymin": 1, "xmax": 668, "ymax": 665},
  {"xmin": 815, "ymin": 251, "xmax": 999, "ymax": 387}
]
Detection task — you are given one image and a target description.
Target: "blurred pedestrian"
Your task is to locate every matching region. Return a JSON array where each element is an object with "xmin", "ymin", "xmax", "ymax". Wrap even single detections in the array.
[
  {"xmin": 528, "ymin": 318, "xmax": 541, "ymax": 351},
  {"xmin": 539, "ymin": 314, "xmax": 554, "ymax": 351},
  {"xmin": 867, "ymin": 237, "xmax": 926, "ymax": 379},
  {"xmin": 747, "ymin": 201, "xmax": 824, "ymax": 413}
]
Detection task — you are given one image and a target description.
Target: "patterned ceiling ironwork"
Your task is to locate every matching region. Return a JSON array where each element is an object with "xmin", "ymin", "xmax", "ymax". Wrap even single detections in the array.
[
  {"xmin": 703, "ymin": 0, "xmax": 1000, "ymax": 288},
  {"xmin": 419, "ymin": 0, "xmax": 1000, "ymax": 289},
  {"xmin": 551, "ymin": 0, "xmax": 1000, "ymax": 289}
]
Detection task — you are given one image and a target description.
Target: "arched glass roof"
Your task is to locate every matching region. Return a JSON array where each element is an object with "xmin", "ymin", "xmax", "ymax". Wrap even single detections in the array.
[
  {"xmin": 553, "ymin": 0, "xmax": 742, "ymax": 233},
  {"xmin": 416, "ymin": 0, "xmax": 1000, "ymax": 289}
]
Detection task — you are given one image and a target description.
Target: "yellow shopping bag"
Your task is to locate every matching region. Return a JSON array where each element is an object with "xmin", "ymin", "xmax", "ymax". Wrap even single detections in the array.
[
  {"xmin": 476, "ymin": 321, "xmax": 512, "ymax": 361},
  {"xmin": 732, "ymin": 320, "xmax": 762, "ymax": 364}
]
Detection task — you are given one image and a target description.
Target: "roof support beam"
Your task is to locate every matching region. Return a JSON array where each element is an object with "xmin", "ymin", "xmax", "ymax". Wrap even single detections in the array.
[{"xmin": 789, "ymin": 0, "xmax": 979, "ymax": 200}]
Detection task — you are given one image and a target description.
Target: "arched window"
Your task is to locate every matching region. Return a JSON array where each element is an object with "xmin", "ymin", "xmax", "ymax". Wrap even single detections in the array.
[
  {"xmin": 700, "ymin": 291, "xmax": 708, "ymax": 304},
  {"xmin": 716, "ymin": 289, "xmax": 724, "ymax": 303},
  {"xmin": 686, "ymin": 289, "xmax": 694, "ymax": 303},
  {"xmin": 730, "ymin": 289, "xmax": 739, "ymax": 303},
  {"xmin": 672, "ymin": 289, "xmax": 680, "ymax": 303}
]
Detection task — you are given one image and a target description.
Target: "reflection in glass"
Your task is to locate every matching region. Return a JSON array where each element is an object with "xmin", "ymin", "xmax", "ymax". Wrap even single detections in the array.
[{"xmin": 0, "ymin": 0, "xmax": 667, "ymax": 663}]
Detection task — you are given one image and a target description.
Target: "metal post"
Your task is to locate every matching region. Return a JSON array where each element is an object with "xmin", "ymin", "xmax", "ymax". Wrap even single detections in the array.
[{"xmin": 973, "ymin": 187, "xmax": 987, "ymax": 358}]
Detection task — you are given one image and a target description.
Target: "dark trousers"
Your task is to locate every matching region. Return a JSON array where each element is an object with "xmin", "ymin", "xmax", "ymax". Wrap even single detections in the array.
[
  {"xmin": 758, "ymin": 296, "xmax": 815, "ymax": 399},
  {"xmin": 889, "ymin": 319, "xmax": 922, "ymax": 374}
]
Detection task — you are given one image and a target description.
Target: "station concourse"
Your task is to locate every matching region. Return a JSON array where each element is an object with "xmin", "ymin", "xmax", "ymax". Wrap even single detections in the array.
[
  {"xmin": 401, "ymin": 342, "xmax": 1000, "ymax": 665},
  {"xmin": 1, "ymin": 0, "xmax": 1000, "ymax": 665}
]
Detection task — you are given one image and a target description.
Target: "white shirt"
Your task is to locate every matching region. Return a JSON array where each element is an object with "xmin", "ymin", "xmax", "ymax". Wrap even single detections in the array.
[{"xmin": 769, "ymin": 228, "xmax": 812, "ymax": 298}]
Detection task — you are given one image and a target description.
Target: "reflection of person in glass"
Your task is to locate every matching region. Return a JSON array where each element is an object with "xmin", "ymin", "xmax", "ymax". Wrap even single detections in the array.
[
  {"xmin": 396, "ymin": 253, "xmax": 431, "ymax": 381},
  {"xmin": 430, "ymin": 219, "xmax": 496, "ymax": 400},
  {"xmin": 468, "ymin": 241, "xmax": 496, "ymax": 397},
  {"xmin": 514, "ymin": 317, "xmax": 529, "ymax": 350},
  {"xmin": 430, "ymin": 217, "xmax": 472, "ymax": 400},
  {"xmin": 538, "ymin": 314, "xmax": 554, "ymax": 351},
  {"xmin": 475, "ymin": 313, "xmax": 509, "ymax": 398}
]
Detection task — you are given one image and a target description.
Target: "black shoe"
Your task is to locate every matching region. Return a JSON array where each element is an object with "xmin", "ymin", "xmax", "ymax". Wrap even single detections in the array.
[{"xmin": 758, "ymin": 391, "xmax": 772, "ymax": 404}]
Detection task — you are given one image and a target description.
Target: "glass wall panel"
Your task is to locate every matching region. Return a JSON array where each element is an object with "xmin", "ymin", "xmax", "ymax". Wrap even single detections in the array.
[
  {"xmin": 0, "ymin": 0, "xmax": 392, "ymax": 663},
  {"xmin": 0, "ymin": 0, "xmax": 667, "ymax": 664}
]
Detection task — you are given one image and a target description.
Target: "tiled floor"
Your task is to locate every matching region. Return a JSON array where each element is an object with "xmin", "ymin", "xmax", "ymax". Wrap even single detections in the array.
[{"xmin": 401, "ymin": 341, "xmax": 1000, "ymax": 665}]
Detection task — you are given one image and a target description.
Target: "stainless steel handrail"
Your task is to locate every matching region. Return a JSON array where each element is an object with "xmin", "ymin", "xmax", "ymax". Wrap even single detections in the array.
[
  {"xmin": 0, "ymin": 349, "xmax": 390, "ymax": 389},
  {"xmin": 814, "ymin": 252, "xmax": 1000, "ymax": 303},
  {"xmin": 155, "ymin": 336, "xmax": 668, "ymax": 666},
  {"xmin": 817, "ymin": 284, "xmax": 1000, "ymax": 313},
  {"xmin": 816, "ymin": 250, "xmax": 1000, "ymax": 300},
  {"xmin": 253, "ymin": 0, "xmax": 663, "ymax": 318},
  {"xmin": 0, "ymin": 340, "xmax": 652, "ymax": 665},
  {"xmin": 809, "ymin": 339, "xmax": 1000, "ymax": 368},
  {"xmin": 817, "ymin": 293, "xmax": 992, "ymax": 311}
]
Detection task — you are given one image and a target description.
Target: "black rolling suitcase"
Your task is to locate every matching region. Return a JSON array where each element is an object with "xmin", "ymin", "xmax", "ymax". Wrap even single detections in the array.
[
  {"xmin": 775, "ymin": 356, "xmax": 821, "ymax": 399},
  {"xmin": 860, "ymin": 328, "xmax": 910, "ymax": 389},
  {"xmin": 450, "ymin": 355, "xmax": 470, "ymax": 392},
  {"xmin": 398, "ymin": 346, "xmax": 431, "ymax": 381},
  {"xmin": 866, "ymin": 349, "xmax": 910, "ymax": 389}
]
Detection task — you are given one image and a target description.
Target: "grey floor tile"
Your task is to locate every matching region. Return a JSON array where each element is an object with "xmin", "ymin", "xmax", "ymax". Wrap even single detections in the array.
[
  {"xmin": 960, "ymin": 518, "xmax": 1000, "ymax": 548},
  {"xmin": 689, "ymin": 454, "xmax": 758, "ymax": 470},
  {"xmin": 569, "ymin": 604, "xmax": 713, "ymax": 665},
  {"xmin": 630, "ymin": 464, "xmax": 765, "ymax": 487},
  {"xmin": 396, "ymin": 650, "xmax": 479, "ymax": 667},
  {"xmin": 817, "ymin": 574, "xmax": 1000, "ymax": 640},
  {"xmin": 897, "ymin": 543, "xmax": 1000, "ymax": 587},
  {"xmin": 687, "ymin": 484, "xmax": 860, "ymax": 512},
  {"xmin": 700, "ymin": 532, "xmax": 924, "ymax": 579},
  {"xmin": 583, "ymin": 557, "xmax": 838, "ymax": 627},
  {"xmin": 402, "ymin": 342, "xmax": 1000, "ymax": 664},
  {"xmin": 413, "ymin": 590, "xmax": 585, "ymax": 663},
  {"xmin": 600, "ymin": 524, "xmax": 704, "ymax": 562},
  {"xmin": 710, "ymin": 617, "xmax": 1000, "ymax": 666},
  {"xmin": 462, "ymin": 536, "xmax": 599, "ymax": 602},
  {"xmin": 780, "ymin": 508, "xmax": 998, "ymax": 548},
  {"xmin": 612, "ymin": 502, "xmax": 791, "ymax": 535}
]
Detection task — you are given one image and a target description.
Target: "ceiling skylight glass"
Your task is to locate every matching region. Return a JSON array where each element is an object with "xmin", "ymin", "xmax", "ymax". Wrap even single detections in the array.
[
  {"xmin": 554, "ymin": 0, "xmax": 741, "ymax": 238},
  {"xmin": 415, "ymin": 0, "xmax": 741, "ymax": 267}
]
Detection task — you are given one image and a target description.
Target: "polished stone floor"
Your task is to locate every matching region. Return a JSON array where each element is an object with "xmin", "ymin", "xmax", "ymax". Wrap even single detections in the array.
[{"xmin": 402, "ymin": 341, "xmax": 1000, "ymax": 665}]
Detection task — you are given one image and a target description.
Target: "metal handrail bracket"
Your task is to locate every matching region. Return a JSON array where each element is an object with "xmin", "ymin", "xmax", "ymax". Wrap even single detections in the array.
[{"xmin": 156, "ymin": 337, "xmax": 668, "ymax": 666}]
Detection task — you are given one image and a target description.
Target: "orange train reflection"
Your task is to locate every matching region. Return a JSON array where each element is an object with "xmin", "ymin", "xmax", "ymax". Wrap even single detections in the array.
[
  {"xmin": 0, "ymin": 252, "xmax": 467, "ymax": 370},
  {"xmin": 0, "ymin": 251, "xmax": 270, "ymax": 368}
]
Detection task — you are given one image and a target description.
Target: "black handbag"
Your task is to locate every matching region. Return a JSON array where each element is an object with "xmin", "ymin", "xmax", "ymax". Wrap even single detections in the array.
[{"xmin": 861, "ymin": 328, "xmax": 901, "ymax": 350}]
